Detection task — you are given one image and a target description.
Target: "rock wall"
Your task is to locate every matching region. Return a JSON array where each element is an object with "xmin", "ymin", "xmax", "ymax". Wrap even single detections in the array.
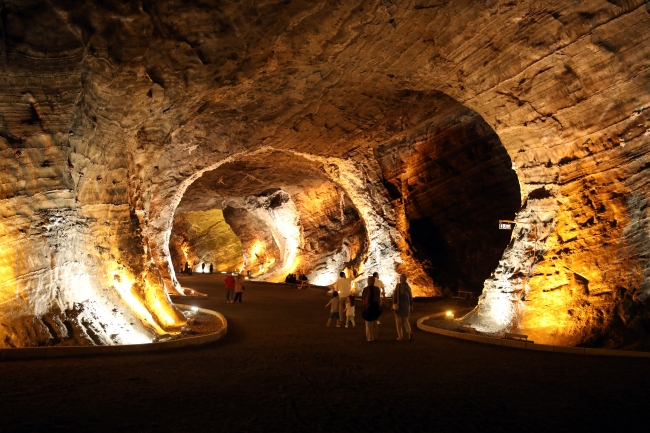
[
  {"xmin": 169, "ymin": 209, "xmax": 244, "ymax": 274},
  {"xmin": 375, "ymin": 94, "xmax": 521, "ymax": 294},
  {"xmin": 173, "ymin": 151, "xmax": 374, "ymax": 286},
  {"xmin": 0, "ymin": 0, "xmax": 649, "ymax": 347}
]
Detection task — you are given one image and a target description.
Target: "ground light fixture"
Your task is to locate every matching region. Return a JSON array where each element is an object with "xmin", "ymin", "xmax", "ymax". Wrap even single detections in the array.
[{"xmin": 446, "ymin": 311, "xmax": 454, "ymax": 320}]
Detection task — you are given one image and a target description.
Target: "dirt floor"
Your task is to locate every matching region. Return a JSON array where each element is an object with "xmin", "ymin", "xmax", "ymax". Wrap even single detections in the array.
[{"xmin": 1, "ymin": 274, "xmax": 649, "ymax": 432}]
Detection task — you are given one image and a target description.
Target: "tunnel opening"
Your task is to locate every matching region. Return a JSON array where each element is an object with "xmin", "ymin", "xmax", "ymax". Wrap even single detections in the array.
[
  {"xmin": 169, "ymin": 208, "xmax": 245, "ymax": 275},
  {"xmin": 375, "ymin": 95, "xmax": 521, "ymax": 295},
  {"xmin": 169, "ymin": 150, "xmax": 371, "ymax": 287}
]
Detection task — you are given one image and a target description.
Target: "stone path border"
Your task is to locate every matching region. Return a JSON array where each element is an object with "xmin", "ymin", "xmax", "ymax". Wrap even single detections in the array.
[
  {"xmin": 0, "ymin": 304, "xmax": 227, "ymax": 361},
  {"xmin": 170, "ymin": 295, "xmax": 209, "ymax": 300},
  {"xmin": 417, "ymin": 314, "xmax": 650, "ymax": 358}
]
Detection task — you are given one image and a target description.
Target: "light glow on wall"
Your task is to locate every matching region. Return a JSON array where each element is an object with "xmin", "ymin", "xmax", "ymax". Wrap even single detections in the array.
[{"xmin": 105, "ymin": 261, "xmax": 184, "ymax": 336}]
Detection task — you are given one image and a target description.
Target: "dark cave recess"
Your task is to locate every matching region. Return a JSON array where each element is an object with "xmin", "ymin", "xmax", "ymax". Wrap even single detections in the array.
[{"xmin": 376, "ymin": 102, "xmax": 520, "ymax": 294}]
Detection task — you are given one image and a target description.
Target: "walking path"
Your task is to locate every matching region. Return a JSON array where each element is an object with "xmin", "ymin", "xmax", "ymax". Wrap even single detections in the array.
[{"xmin": 0, "ymin": 274, "xmax": 648, "ymax": 432}]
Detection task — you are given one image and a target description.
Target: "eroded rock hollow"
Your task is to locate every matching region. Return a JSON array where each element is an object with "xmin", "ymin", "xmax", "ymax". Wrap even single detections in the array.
[{"xmin": 1, "ymin": 0, "xmax": 649, "ymax": 348}]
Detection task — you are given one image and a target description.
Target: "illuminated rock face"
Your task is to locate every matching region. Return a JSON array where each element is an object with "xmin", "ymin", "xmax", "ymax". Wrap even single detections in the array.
[
  {"xmin": 375, "ymin": 95, "xmax": 521, "ymax": 293},
  {"xmin": 173, "ymin": 151, "xmax": 373, "ymax": 286},
  {"xmin": 169, "ymin": 209, "xmax": 244, "ymax": 274},
  {"xmin": 1, "ymin": 0, "xmax": 649, "ymax": 348}
]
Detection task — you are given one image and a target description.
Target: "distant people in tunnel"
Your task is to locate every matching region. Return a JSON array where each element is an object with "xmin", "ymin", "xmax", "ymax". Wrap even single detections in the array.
[
  {"xmin": 362, "ymin": 276, "xmax": 382, "ymax": 342},
  {"xmin": 325, "ymin": 291, "xmax": 341, "ymax": 327},
  {"xmin": 202, "ymin": 263, "xmax": 205, "ymax": 273},
  {"xmin": 224, "ymin": 273, "xmax": 235, "ymax": 303},
  {"xmin": 209, "ymin": 263, "xmax": 213, "ymax": 274},
  {"xmin": 393, "ymin": 274, "xmax": 413, "ymax": 342}
]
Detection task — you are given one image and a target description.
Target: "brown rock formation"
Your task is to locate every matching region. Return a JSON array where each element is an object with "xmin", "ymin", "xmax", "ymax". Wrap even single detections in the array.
[
  {"xmin": 169, "ymin": 209, "xmax": 244, "ymax": 274},
  {"xmin": 0, "ymin": 0, "xmax": 649, "ymax": 348},
  {"xmin": 173, "ymin": 150, "xmax": 374, "ymax": 286}
]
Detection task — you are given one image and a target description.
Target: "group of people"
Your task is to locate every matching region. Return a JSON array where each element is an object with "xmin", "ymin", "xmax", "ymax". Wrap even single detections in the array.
[
  {"xmin": 284, "ymin": 273, "xmax": 308, "ymax": 284},
  {"xmin": 327, "ymin": 271, "xmax": 413, "ymax": 342},
  {"xmin": 325, "ymin": 292, "xmax": 356, "ymax": 328},
  {"xmin": 178, "ymin": 262, "xmax": 214, "ymax": 275},
  {"xmin": 223, "ymin": 273, "xmax": 245, "ymax": 303}
]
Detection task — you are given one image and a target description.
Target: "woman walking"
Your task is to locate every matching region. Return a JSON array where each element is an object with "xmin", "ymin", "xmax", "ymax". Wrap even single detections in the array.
[
  {"xmin": 233, "ymin": 273, "xmax": 244, "ymax": 303},
  {"xmin": 393, "ymin": 274, "xmax": 413, "ymax": 341},
  {"xmin": 362, "ymin": 276, "xmax": 382, "ymax": 341}
]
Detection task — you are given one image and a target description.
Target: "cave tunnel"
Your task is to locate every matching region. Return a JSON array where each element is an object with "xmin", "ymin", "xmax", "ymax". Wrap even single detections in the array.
[
  {"xmin": 167, "ymin": 97, "xmax": 521, "ymax": 300},
  {"xmin": 1, "ymin": 0, "xmax": 650, "ymax": 353},
  {"xmin": 168, "ymin": 150, "xmax": 370, "ymax": 287}
]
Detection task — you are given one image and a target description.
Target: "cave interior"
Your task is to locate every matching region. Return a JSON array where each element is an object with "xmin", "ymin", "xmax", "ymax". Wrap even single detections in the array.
[{"xmin": 1, "ymin": 0, "xmax": 649, "ymax": 350}]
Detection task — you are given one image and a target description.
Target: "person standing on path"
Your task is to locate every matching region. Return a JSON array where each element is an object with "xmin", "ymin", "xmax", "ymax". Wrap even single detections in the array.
[
  {"xmin": 233, "ymin": 273, "xmax": 244, "ymax": 303},
  {"xmin": 202, "ymin": 262, "xmax": 205, "ymax": 273},
  {"xmin": 209, "ymin": 263, "xmax": 213, "ymax": 274},
  {"xmin": 372, "ymin": 272, "xmax": 385, "ymax": 324},
  {"xmin": 393, "ymin": 274, "xmax": 413, "ymax": 341},
  {"xmin": 325, "ymin": 291, "xmax": 341, "ymax": 327},
  {"xmin": 224, "ymin": 273, "xmax": 235, "ymax": 303},
  {"xmin": 362, "ymin": 276, "xmax": 382, "ymax": 341},
  {"xmin": 335, "ymin": 271, "xmax": 353, "ymax": 322},
  {"xmin": 344, "ymin": 295, "xmax": 356, "ymax": 328}
]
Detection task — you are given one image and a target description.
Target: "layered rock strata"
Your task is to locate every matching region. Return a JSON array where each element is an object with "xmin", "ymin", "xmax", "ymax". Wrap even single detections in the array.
[
  {"xmin": 172, "ymin": 151, "xmax": 375, "ymax": 287},
  {"xmin": 0, "ymin": 0, "xmax": 648, "ymax": 348},
  {"xmin": 169, "ymin": 209, "xmax": 244, "ymax": 274},
  {"xmin": 375, "ymin": 94, "xmax": 521, "ymax": 293}
]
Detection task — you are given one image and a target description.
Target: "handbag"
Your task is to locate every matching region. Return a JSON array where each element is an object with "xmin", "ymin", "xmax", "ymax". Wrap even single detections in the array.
[{"xmin": 392, "ymin": 282, "xmax": 401, "ymax": 311}]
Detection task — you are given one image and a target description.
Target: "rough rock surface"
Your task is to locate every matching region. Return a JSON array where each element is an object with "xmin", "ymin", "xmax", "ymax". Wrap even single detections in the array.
[
  {"xmin": 375, "ymin": 94, "xmax": 521, "ymax": 292},
  {"xmin": 169, "ymin": 209, "xmax": 244, "ymax": 274},
  {"xmin": 174, "ymin": 151, "xmax": 374, "ymax": 286},
  {"xmin": 0, "ymin": 0, "xmax": 649, "ymax": 348}
]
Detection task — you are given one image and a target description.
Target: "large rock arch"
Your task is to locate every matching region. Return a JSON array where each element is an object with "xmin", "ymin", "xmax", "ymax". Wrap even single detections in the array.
[{"xmin": 0, "ymin": 0, "xmax": 648, "ymax": 347}]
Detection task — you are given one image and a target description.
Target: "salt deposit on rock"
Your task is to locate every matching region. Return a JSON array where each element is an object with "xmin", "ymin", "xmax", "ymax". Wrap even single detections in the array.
[{"xmin": 1, "ymin": 0, "xmax": 649, "ymax": 348}]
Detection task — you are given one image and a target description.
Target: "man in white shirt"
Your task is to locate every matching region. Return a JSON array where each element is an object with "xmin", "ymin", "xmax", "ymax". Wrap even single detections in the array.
[
  {"xmin": 335, "ymin": 271, "xmax": 353, "ymax": 321},
  {"xmin": 372, "ymin": 272, "xmax": 385, "ymax": 324}
]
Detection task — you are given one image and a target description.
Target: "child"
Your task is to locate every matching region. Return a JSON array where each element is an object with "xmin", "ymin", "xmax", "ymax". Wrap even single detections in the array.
[
  {"xmin": 325, "ymin": 291, "xmax": 341, "ymax": 327},
  {"xmin": 344, "ymin": 295, "xmax": 355, "ymax": 328}
]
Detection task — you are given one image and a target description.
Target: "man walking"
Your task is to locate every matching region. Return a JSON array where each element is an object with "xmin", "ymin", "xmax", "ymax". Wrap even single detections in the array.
[{"xmin": 335, "ymin": 271, "xmax": 353, "ymax": 321}]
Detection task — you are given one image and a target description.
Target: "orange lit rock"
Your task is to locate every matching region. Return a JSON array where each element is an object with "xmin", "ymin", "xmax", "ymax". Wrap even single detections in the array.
[
  {"xmin": 1, "ymin": 0, "xmax": 649, "ymax": 348},
  {"xmin": 169, "ymin": 209, "xmax": 244, "ymax": 274}
]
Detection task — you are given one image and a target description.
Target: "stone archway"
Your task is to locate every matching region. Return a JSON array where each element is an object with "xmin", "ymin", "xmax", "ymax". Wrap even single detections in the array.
[{"xmin": 1, "ymin": 0, "xmax": 649, "ymax": 348}]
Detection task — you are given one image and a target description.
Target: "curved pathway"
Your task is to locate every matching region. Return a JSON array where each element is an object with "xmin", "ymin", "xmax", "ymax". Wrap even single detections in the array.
[{"xmin": 0, "ymin": 274, "xmax": 648, "ymax": 432}]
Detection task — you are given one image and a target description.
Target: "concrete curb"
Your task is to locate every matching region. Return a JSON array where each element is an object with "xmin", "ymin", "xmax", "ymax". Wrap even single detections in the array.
[
  {"xmin": 417, "ymin": 315, "xmax": 650, "ymax": 358},
  {"xmin": 169, "ymin": 295, "xmax": 209, "ymax": 300},
  {"xmin": 0, "ymin": 304, "xmax": 227, "ymax": 361},
  {"xmin": 249, "ymin": 281, "xmax": 331, "ymax": 290}
]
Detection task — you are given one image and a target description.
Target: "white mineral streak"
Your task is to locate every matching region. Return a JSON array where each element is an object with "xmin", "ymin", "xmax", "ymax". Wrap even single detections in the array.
[
  {"xmin": 156, "ymin": 146, "xmax": 403, "ymax": 294},
  {"xmin": 156, "ymin": 152, "xmax": 245, "ymax": 294},
  {"xmin": 284, "ymin": 150, "xmax": 402, "ymax": 294},
  {"xmin": 245, "ymin": 195, "xmax": 301, "ymax": 282},
  {"xmin": 464, "ymin": 199, "xmax": 558, "ymax": 332}
]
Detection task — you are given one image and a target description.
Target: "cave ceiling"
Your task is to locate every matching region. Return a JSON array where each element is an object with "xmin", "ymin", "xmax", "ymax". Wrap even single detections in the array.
[{"xmin": 1, "ymin": 0, "xmax": 649, "ymax": 348}]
